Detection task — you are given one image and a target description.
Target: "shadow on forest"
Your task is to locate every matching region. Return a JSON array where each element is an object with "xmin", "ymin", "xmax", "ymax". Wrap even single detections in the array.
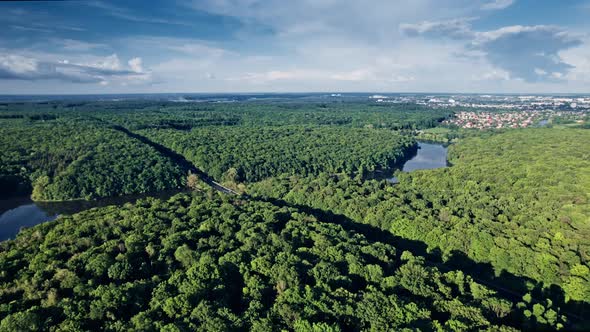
[
  {"xmin": 110, "ymin": 125, "xmax": 201, "ymax": 175},
  {"xmin": 109, "ymin": 125, "xmax": 235, "ymax": 194},
  {"xmin": 87, "ymin": 116, "xmax": 590, "ymax": 329},
  {"xmin": 252, "ymin": 195, "xmax": 589, "ymax": 330},
  {"xmin": 364, "ymin": 142, "xmax": 419, "ymax": 181}
]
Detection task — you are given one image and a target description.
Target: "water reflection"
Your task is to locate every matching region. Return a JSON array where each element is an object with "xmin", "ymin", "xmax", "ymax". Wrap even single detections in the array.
[
  {"xmin": 384, "ymin": 142, "xmax": 449, "ymax": 183},
  {"xmin": 398, "ymin": 142, "xmax": 449, "ymax": 172},
  {"xmin": 0, "ymin": 189, "xmax": 185, "ymax": 241},
  {"xmin": 1, "ymin": 142, "xmax": 450, "ymax": 241},
  {"xmin": 369, "ymin": 142, "xmax": 449, "ymax": 183},
  {"xmin": 0, "ymin": 199, "xmax": 58, "ymax": 241}
]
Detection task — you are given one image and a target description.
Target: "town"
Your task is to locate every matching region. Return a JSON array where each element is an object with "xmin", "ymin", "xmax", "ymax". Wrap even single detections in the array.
[
  {"xmin": 370, "ymin": 93, "xmax": 590, "ymax": 111},
  {"xmin": 368, "ymin": 94, "xmax": 589, "ymax": 129},
  {"xmin": 442, "ymin": 110, "xmax": 587, "ymax": 129}
]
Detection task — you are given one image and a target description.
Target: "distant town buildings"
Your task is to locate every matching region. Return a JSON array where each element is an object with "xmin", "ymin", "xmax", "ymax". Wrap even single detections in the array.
[
  {"xmin": 442, "ymin": 110, "xmax": 588, "ymax": 129},
  {"xmin": 443, "ymin": 111, "xmax": 538, "ymax": 129},
  {"xmin": 369, "ymin": 94, "xmax": 589, "ymax": 130},
  {"xmin": 371, "ymin": 94, "xmax": 590, "ymax": 112}
]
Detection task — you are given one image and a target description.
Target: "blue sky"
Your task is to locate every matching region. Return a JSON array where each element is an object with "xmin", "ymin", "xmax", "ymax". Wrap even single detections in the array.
[{"xmin": 0, "ymin": 0, "xmax": 589, "ymax": 94}]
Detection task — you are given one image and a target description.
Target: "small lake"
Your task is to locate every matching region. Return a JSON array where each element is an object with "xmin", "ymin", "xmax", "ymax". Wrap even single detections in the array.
[
  {"xmin": 0, "ymin": 198, "xmax": 58, "ymax": 241},
  {"xmin": 398, "ymin": 142, "xmax": 449, "ymax": 172},
  {"xmin": 387, "ymin": 142, "xmax": 449, "ymax": 183},
  {"xmin": 0, "ymin": 189, "xmax": 184, "ymax": 242}
]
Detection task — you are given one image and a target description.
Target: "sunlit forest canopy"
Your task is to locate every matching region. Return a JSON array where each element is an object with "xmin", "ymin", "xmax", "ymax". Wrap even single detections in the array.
[{"xmin": 0, "ymin": 99, "xmax": 588, "ymax": 331}]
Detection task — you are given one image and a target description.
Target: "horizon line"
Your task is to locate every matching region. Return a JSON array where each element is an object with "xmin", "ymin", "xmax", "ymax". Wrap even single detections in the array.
[{"xmin": 0, "ymin": 91, "xmax": 589, "ymax": 97}]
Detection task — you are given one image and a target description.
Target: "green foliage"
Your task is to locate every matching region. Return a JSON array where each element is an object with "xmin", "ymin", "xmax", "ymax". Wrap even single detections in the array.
[
  {"xmin": 0, "ymin": 100, "xmax": 587, "ymax": 330},
  {"xmin": 90, "ymin": 100, "xmax": 448, "ymax": 130},
  {"xmin": 0, "ymin": 100, "xmax": 448, "ymax": 199},
  {"xmin": 0, "ymin": 192, "xmax": 520, "ymax": 330},
  {"xmin": 141, "ymin": 126, "xmax": 416, "ymax": 182},
  {"xmin": 249, "ymin": 129, "xmax": 590, "ymax": 308},
  {"xmin": 0, "ymin": 120, "xmax": 184, "ymax": 200}
]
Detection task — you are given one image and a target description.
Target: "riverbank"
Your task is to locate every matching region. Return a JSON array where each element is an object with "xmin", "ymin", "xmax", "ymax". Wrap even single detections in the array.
[
  {"xmin": 0, "ymin": 188, "xmax": 187, "ymax": 241},
  {"xmin": 0, "ymin": 139, "xmax": 450, "ymax": 241}
]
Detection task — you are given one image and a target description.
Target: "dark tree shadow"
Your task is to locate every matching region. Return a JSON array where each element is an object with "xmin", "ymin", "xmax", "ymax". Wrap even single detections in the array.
[
  {"xmin": 109, "ymin": 124, "xmax": 236, "ymax": 194},
  {"xmin": 251, "ymin": 195, "xmax": 590, "ymax": 331}
]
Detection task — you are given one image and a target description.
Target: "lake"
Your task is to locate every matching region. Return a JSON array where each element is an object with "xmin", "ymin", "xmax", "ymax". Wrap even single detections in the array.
[
  {"xmin": 0, "ymin": 142, "xmax": 449, "ymax": 241},
  {"xmin": 387, "ymin": 142, "xmax": 449, "ymax": 183},
  {"xmin": 0, "ymin": 198, "xmax": 58, "ymax": 241},
  {"xmin": 0, "ymin": 189, "xmax": 185, "ymax": 241}
]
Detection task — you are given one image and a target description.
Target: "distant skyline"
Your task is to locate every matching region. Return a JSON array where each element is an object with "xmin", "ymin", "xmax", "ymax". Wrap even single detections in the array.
[{"xmin": 1, "ymin": 0, "xmax": 589, "ymax": 94}]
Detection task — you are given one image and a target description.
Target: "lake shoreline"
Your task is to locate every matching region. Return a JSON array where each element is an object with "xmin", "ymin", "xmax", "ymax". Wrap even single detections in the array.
[
  {"xmin": 0, "ymin": 141, "xmax": 451, "ymax": 242},
  {"xmin": 0, "ymin": 188, "xmax": 188, "ymax": 241},
  {"xmin": 366, "ymin": 141, "xmax": 450, "ymax": 182}
]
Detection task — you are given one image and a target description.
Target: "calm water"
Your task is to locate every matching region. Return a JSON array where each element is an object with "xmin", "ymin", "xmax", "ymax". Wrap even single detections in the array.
[
  {"xmin": 0, "ymin": 198, "xmax": 58, "ymax": 241},
  {"xmin": 387, "ymin": 142, "xmax": 449, "ymax": 183},
  {"xmin": 0, "ymin": 142, "xmax": 449, "ymax": 241},
  {"xmin": 0, "ymin": 189, "xmax": 184, "ymax": 241}
]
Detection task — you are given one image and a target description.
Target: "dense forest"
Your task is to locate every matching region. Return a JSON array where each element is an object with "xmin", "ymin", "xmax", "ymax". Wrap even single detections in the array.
[
  {"xmin": 0, "ymin": 119, "xmax": 184, "ymax": 201},
  {"xmin": 141, "ymin": 126, "xmax": 416, "ymax": 182},
  {"xmin": 0, "ymin": 100, "xmax": 588, "ymax": 330},
  {"xmin": 248, "ymin": 129, "xmax": 590, "ymax": 305},
  {"xmin": 0, "ymin": 101, "xmax": 448, "ymax": 201},
  {"xmin": 0, "ymin": 191, "xmax": 566, "ymax": 331},
  {"xmin": 77, "ymin": 100, "xmax": 451, "ymax": 130}
]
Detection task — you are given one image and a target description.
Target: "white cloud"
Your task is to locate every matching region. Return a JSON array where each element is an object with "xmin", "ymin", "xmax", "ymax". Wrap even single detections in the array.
[
  {"xmin": 560, "ymin": 41, "xmax": 590, "ymax": 83},
  {"xmin": 224, "ymin": 67, "xmax": 415, "ymax": 84},
  {"xmin": 1, "ymin": 0, "xmax": 589, "ymax": 93},
  {"xmin": 401, "ymin": 19, "xmax": 583, "ymax": 82},
  {"xmin": 128, "ymin": 57, "xmax": 143, "ymax": 73},
  {"xmin": 330, "ymin": 68, "xmax": 375, "ymax": 81},
  {"xmin": 0, "ymin": 52, "xmax": 150, "ymax": 85},
  {"xmin": 134, "ymin": 28, "xmax": 526, "ymax": 93},
  {"xmin": 226, "ymin": 69, "xmax": 325, "ymax": 83},
  {"xmin": 478, "ymin": 69, "xmax": 511, "ymax": 81},
  {"xmin": 177, "ymin": 0, "xmax": 551, "ymax": 92},
  {"xmin": 55, "ymin": 39, "xmax": 108, "ymax": 52},
  {"xmin": 10, "ymin": 25, "xmax": 52, "ymax": 33},
  {"xmin": 128, "ymin": 37, "xmax": 233, "ymax": 59},
  {"xmin": 472, "ymin": 25, "xmax": 581, "ymax": 81},
  {"xmin": 189, "ymin": 0, "xmax": 477, "ymax": 44},
  {"xmin": 551, "ymin": 72, "xmax": 564, "ymax": 79},
  {"xmin": 389, "ymin": 75, "xmax": 416, "ymax": 83},
  {"xmin": 90, "ymin": 54, "xmax": 122, "ymax": 71},
  {"xmin": 400, "ymin": 18, "xmax": 476, "ymax": 39},
  {"xmin": 481, "ymin": 0, "xmax": 515, "ymax": 10},
  {"xmin": 0, "ymin": 55, "xmax": 38, "ymax": 75},
  {"xmin": 534, "ymin": 68, "xmax": 548, "ymax": 76},
  {"xmin": 83, "ymin": 1, "xmax": 193, "ymax": 26}
]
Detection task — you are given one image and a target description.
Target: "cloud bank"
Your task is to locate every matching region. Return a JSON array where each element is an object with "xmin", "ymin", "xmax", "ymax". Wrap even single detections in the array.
[
  {"xmin": 401, "ymin": 18, "xmax": 583, "ymax": 82},
  {"xmin": 1, "ymin": 0, "xmax": 589, "ymax": 93},
  {"xmin": 0, "ymin": 53, "xmax": 150, "ymax": 85}
]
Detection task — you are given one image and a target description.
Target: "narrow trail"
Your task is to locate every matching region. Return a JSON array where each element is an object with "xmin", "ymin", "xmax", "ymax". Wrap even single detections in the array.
[
  {"xmin": 111, "ymin": 125, "xmax": 239, "ymax": 195},
  {"xmin": 84, "ymin": 114, "xmax": 239, "ymax": 195},
  {"xmin": 89, "ymin": 116, "xmax": 586, "ymax": 325}
]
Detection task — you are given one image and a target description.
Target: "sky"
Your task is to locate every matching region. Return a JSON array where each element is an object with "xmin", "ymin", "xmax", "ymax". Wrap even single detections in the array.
[{"xmin": 0, "ymin": 0, "xmax": 589, "ymax": 94}]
